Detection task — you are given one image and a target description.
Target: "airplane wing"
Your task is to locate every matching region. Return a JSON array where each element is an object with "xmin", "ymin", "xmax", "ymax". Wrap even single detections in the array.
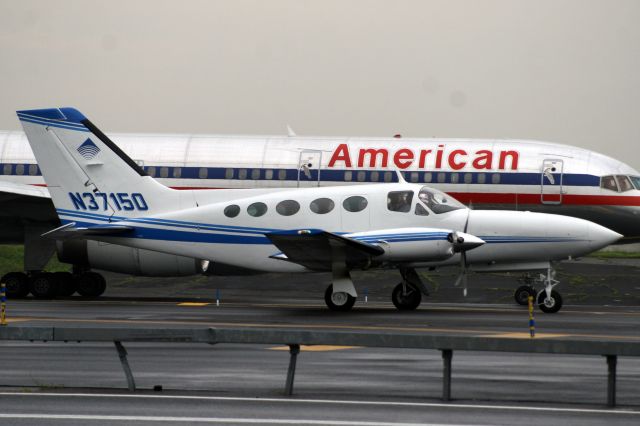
[
  {"xmin": 266, "ymin": 229, "xmax": 384, "ymax": 271},
  {"xmin": 0, "ymin": 180, "xmax": 50, "ymax": 199},
  {"xmin": 42, "ymin": 222, "xmax": 133, "ymax": 240}
]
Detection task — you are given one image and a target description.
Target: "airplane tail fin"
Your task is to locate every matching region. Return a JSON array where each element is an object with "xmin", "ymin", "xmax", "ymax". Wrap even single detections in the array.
[{"xmin": 17, "ymin": 107, "xmax": 185, "ymax": 224}]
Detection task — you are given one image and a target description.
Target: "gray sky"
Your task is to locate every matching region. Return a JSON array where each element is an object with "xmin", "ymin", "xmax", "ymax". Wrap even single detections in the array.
[{"xmin": 1, "ymin": 0, "xmax": 639, "ymax": 169}]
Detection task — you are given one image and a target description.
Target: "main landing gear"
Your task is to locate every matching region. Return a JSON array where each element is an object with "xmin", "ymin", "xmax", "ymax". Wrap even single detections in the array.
[
  {"xmin": 0, "ymin": 270, "xmax": 107, "ymax": 299},
  {"xmin": 514, "ymin": 268, "xmax": 563, "ymax": 314},
  {"xmin": 324, "ymin": 267, "xmax": 429, "ymax": 312}
]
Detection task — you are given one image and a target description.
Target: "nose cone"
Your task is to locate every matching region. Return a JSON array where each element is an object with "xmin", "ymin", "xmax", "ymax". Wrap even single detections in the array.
[
  {"xmin": 450, "ymin": 231, "xmax": 485, "ymax": 251},
  {"xmin": 589, "ymin": 223, "xmax": 623, "ymax": 250}
]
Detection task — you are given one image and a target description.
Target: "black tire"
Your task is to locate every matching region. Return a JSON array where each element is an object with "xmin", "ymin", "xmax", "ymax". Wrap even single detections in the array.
[
  {"xmin": 537, "ymin": 290, "xmax": 563, "ymax": 314},
  {"xmin": 76, "ymin": 272, "xmax": 107, "ymax": 298},
  {"xmin": 391, "ymin": 283, "xmax": 422, "ymax": 311},
  {"xmin": 324, "ymin": 285, "xmax": 356, "ymax": 311},
  {"xmin": 1, "ymin": 272, "xmax": 30, "ymax": 298},
  {"xmin": 514, "ymin": 285, "xmax": 536, "ymax": 306},
  {"xmin": 29, "ymin": 272, "xmax": 58, "ymax": 299},
  {"xmin": 54, "ymin": 272, "xmax": 76, "ymax": 297}
]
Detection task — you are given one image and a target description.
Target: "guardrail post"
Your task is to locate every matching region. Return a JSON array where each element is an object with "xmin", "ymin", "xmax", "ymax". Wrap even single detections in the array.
[
  {"xmin": 441, "ymin": 349, "xmax": 453, "ymax": 401},
  {"xmin": 114, "ymin": 341, "xmax": 136, "ymax": 392},
  {"xmin": 606, "ymin": 355, "xmax": 617, "ymax": 407},
  {"xmin": 284, "ymin": 344, "xmax": 300, "ymax": 396}
]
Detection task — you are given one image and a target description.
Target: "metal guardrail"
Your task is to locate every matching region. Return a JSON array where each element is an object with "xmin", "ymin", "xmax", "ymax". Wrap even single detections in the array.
[{"xmin": 1, "ymin": 325, "xmax": 639, "ymax": 407}]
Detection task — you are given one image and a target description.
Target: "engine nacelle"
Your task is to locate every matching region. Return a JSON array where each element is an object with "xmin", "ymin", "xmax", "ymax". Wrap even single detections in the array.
[{"xmin": 56, "ymin": 240, "xmax": 206, "ymax": 277}]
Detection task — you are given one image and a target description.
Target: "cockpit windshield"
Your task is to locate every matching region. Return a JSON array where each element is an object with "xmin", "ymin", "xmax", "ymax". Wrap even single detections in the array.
[
  {"xmin": 417, "ymin": 186, "xmax": 465, "ymax": 214},
  {"xmin": 601, "ymin": 175, "xmax": 639, "ymax": 193}
]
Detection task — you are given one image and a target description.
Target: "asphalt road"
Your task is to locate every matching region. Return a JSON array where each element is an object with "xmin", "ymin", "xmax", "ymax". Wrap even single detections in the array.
[{"xmin": 0, "ymin": 258, "xmax": 638, "ymax": 425}]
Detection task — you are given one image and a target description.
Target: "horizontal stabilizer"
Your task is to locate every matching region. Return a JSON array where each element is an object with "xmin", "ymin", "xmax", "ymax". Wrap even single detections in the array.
[
  {"xmin": 266, "ymin": 229, "xmax": 384, "ymax": 271},
  {"xmin": 42, "ymin": 222, "xmax": 133, "ymax": 240}
]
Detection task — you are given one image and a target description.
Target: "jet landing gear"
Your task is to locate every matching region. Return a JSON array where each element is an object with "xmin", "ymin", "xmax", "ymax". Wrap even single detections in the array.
[
  {"xmin": 514, "ymin": 269, "xmax": 563, "ymax": 313},
  {"xmin": 0, "ymin": 270, "xmax": 107, "ymax": 299}
]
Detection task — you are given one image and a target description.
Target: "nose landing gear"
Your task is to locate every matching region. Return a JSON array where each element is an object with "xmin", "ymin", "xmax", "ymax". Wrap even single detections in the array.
[{"xmin": 515, "ymin": 268, "xmax": 563, "ymax": 313}]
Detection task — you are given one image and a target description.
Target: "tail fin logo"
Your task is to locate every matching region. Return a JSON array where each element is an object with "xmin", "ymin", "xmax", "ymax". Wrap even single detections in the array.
[{"xmin": 77, "ymin": 138, "xmax": 101, "ymax": 160}]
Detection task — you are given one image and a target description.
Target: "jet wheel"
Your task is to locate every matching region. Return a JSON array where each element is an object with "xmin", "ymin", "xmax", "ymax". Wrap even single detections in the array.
[
  {"xmin": 76, "ymin": 272, "xmax": 107, "ymax": 298},
  {"xmin": 537, "ymin": 290, "xmax": 563, "ymax": 314},
  {"xmin": 29, "ymin": 272, "xmax": 58, "ymax": 299},
  {"xmin": 1, "ymin": 272, "xmax": 30, "ymax": 298},
  {"xmin": 54, "ymin": 272, "xmax": 76, "ymax": 297},
  {"xmin": 392, "ymin": 283, "xmax": 422, "ymax": 311},
  {"xmin": 514, "ymin": 285, "xmax": 536, "ymax": 306},
  {"xmin": 324, "ymin": 285, "xmax": 356, "ymax": 311}
]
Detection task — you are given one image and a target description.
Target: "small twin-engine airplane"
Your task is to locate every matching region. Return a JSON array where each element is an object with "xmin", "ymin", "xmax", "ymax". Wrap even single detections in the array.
[{"xmin": 16, "ymin": 108, "xmax": 621, "ymax": 312}]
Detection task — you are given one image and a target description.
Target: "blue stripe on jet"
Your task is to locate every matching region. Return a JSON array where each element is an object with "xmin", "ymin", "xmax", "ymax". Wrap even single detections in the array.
[{"xmin": 2, "ymin": 162, "xmax": 602, "ymax": 187}]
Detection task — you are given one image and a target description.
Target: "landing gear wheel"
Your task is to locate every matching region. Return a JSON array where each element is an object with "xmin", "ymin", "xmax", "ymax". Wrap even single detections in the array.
[
  {"xmin": 324, "ymin": 285, "xmax": 356, "ymax": 311},
  {"xmin": 514, "ymin": 285, "xmax": 536, "ymax": 306},
  {"xmin": 1, "ymin": 272, "xmax": 30, "ymax": 298},
  {"xmin": 391, "ymin": 283, "xmax": 422, "ymax": 311},
  {"xmin": 54, "ymin": 272, "xmax": 76, "ymax": 297},
  {"xmin": 537, "ymin": 290, "xmax": 563, "ymax": 314},
  {"xmin": 76, "ymin": 272, "xmax": 107, "ymax": 298},
  {"xmin": 29, "ymin": 272, "xmax": 58, "ymax": 299}
]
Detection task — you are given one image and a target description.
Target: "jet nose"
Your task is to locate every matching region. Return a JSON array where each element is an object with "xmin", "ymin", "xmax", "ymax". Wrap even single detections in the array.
[
  {"xmin": 589, "ymin": 222, "xmax": 623, "ymax": 250},
  {"xmin": 448, "ymin": 231, "xmax": 485, "ymax": 252}
]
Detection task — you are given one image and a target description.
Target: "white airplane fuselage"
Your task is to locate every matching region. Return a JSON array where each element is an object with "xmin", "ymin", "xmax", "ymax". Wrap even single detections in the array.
[{"xmin": 1, "ymin": 130, "xmax": 639, "ymax": 242}]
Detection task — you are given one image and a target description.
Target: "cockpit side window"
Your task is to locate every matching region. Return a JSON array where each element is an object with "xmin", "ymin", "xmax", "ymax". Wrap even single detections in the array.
[
  {"xmin": 418, "ymin": 186, "xmax": 465, "ymax": 214},
  {"xmin": 600, "ymin": 175, "xmax": 619, "ymax": 192},
  {"xmin": 414, "ymin": 203, "xmax": 429, "ymax": 216},
  {"xmin": 629, "ymin": 176, "xmax": 640, "ymax": 190},
  {"xmin": 616, "ymin": 175, "xmax": 634, "ymax": 192},
  {"xmin": 387, "ymin": 190, "xmax": 414, "ymax": 213}
]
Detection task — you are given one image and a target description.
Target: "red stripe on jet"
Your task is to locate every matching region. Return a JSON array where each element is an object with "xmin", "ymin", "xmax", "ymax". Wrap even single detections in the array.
[{"xmin": 447, "ymin": 192, "xmax": 640, "ymax": 206}]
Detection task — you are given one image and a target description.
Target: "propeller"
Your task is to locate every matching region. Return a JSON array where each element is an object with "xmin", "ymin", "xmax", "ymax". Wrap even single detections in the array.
[{"xmin": 450, "ymin": 210, "xmax": 480, "ymax": 297}]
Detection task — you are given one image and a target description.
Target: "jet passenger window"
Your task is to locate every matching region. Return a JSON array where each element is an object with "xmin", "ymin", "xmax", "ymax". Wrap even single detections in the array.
[
  {"xmin": 310, "ymin": 198, "xmax": 335, "ymax": 214},
  {"xmin": 343, "ymin": 196, "xmax": 368, "ymax": 212},
  {"xmin": 418, "ymin": 186, "xmax": 464, "ymax": 214},
  {"xmin": 387, "ymin": 191, "xmax": 414, "ymax": 213},
  {"xmin": 600, "ymin": 175, "xmax": 618, "ymax": 192},
  {"xmin": 224, "ymin": 205, "xmax": 240, "ymax": 218},
  {"xmin": 415, "ymin": 203, "xmax": 429, "ymax": 216},
  {"xmin": 247, "ymin": 202, "xmax": 267, "ymax": 217},
  {"xmin": 616, "ymin": 175, "xmax": 634, "ymax": 192},
  {"xmin": 276, "ymin": 200, "xmax": 300, "ymax": 216}
]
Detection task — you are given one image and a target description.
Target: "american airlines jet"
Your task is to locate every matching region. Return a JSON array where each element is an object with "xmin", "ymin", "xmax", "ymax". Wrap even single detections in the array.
[
  {"xmin": 15, "ymin": 107, "xmax": 622, "ymax": 313},
  {"xmin": 0, "ymin": 117, "xmax": 639, "ymax": 301}
]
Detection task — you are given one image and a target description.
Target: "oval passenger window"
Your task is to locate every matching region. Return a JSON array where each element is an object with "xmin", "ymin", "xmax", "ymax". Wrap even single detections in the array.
[
  {"xmin": 276, "ymin": 200, "xmax": 300, "ymax": 216},
  {"xmin": 342, "ymin": 196, "xmax": 368, "ymax": 212},
  {"xmin": 247, "ymin": 202, "xmax": 268, "ymax": 217},
  {"xmin": 310, "ymin": 198, "xmax": 335, "ymax": 214},
  {"xmin": 224, "ymin": 205, "xmax": 241, "ymax": 218}
]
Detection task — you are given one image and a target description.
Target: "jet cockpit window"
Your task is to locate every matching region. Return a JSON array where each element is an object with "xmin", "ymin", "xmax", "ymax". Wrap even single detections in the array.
[
  {"xmin": 600, "ymin": 175, "xmax": 619, "ymax": 192},
  {"xmin": 343, "ymin": 196, "xmax": 368, "ymax": 212},
  {"xmin": 387, "ymin": 191, "xmax": 414, "ymax": 213},
  {"xmin": 616, "ymin": 175, "xmax": 634, "ymax": 192},
  {"xmin": 629, "ymin": 176, "xmax": 640, "ymax": 190},
  {"xmin": 418, "ymin": 187, "xmax": 465, "ymax": 214}
]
